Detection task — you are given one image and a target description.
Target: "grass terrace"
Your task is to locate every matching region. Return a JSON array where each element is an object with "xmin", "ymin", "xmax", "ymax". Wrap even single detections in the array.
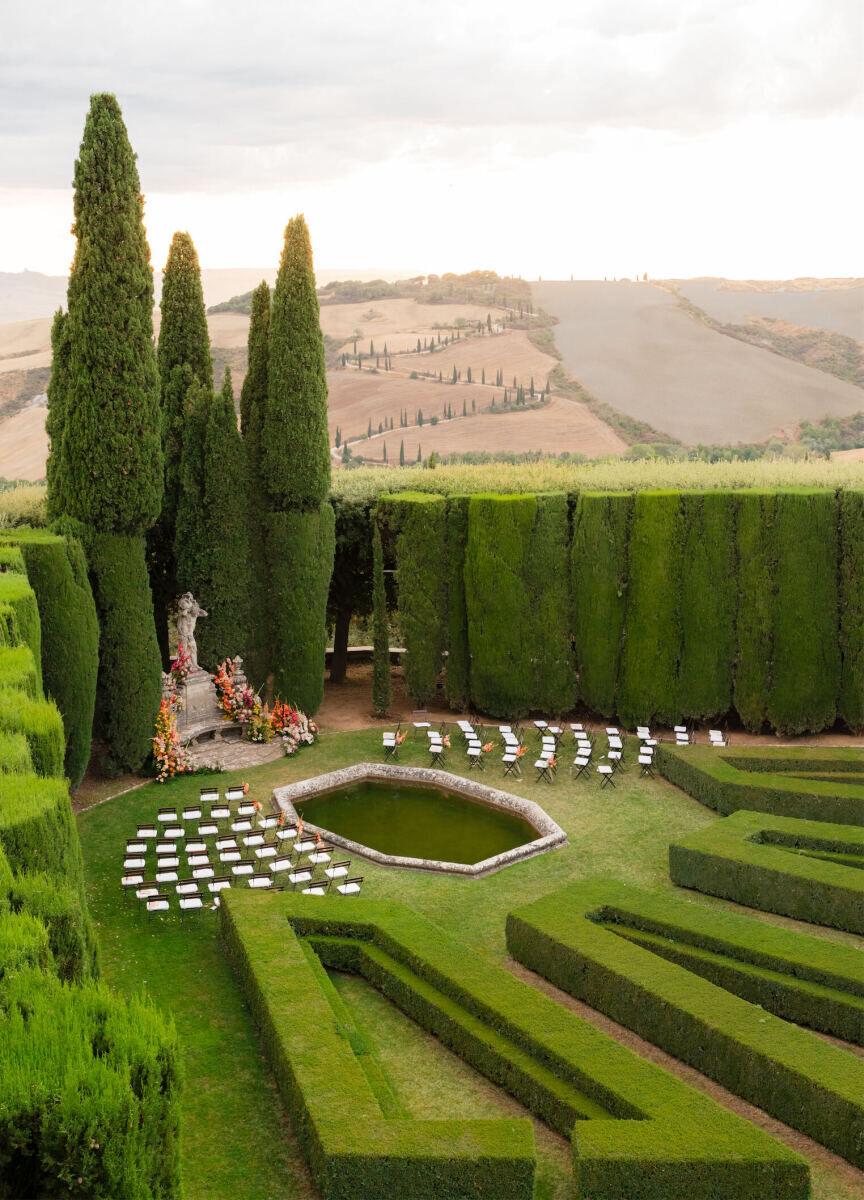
[{"xmin": 77, "ymin": 727, "xmax": 864, "ymax": 1200}]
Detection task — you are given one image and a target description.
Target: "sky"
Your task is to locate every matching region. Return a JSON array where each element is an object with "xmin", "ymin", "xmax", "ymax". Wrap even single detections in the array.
[{"xmin": 1, "ymin": 0, "xmax": 862, "ymax": 281}]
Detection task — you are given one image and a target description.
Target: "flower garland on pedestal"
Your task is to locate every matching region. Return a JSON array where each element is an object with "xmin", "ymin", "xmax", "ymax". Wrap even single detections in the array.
[
  {"xmin": 152, "ymin": 643, "xmax": 194, "ymax": 782},
  {"xmin": 212, "ymin": 660, "xmax": 317, "ymax": 754}
]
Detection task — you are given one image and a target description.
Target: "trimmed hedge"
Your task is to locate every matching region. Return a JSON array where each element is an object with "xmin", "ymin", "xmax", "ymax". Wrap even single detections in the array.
[
  {"xmin": 371, "ymin": 521, "xmax": 391, "ymax": 717},
  {"xmin": 83, "ymin": 531, "xmax": 164, "ymax": 775},
  {"xmin": 507, "ymin": 879, "xmax": 864, "ymax": 1165},
  {"xmin": 676, "ymin": 491, "xmax": 736, "ymax": 720},
  {"xmin": 838, "ymin": 489, "xmax": 864, "ymax": 731},
  {"xmin": 0, "ymin": 688, "xmax": 64, "ymax": 778},
  {"xmin": 444, "ymin": 495, "xmax": 471, "ymax": 710},
  {"xmin": 465, "ymin": 494, "xmax": 575, "ymax": 717},
  {"xmin": 733, "ymin": 490, "xmax": 775, "ymax": 731},
  {"xmin": 223, "ymin": 891, "xmax": 807, "ymax": 1200},
  {"xmin": 0, "ymin": 773, "xmax": 85, "ymax": 888},
  {"xmin": 0, "ymin": 647, "xmax": 39, "ymax": 700},
  {"xmin": 669, "ymin": 809, "xmax": 864, "ymax": 933},
  {"xmin": 767, "ymin": 489, "xmax": 839, "ymax": 734},
  {"xmin": 379, "ymin": 494, "xmax": 447, "ymax": 706},
  {"xmin": 0, "ymin": 733, "xmax": 31, "ymax": 776},
  {"xmin": 617, "ymin": 491, "xmax": 683, "ymax": 728},
  {"xmin": 0, "ymin": 912, "xmax": 52, "ymax": 978},
  {"xmin": 570, "ymin": 491, "xmax": 632, "ymax": 717},
  {"xmin": 0, "ymin": 531, "xmax": 99, "ymax": 788},
  {"xmin": 655, "ymin": 745, "xmax": 864, "ymax": 826},
  {"xmin": 8, "ymin": 873, "xmax": 99, "ymax": 983},
  {"xmin": 0, "ymin": 574, "xmax": 40, "ymax": 682},
  {"xmin": 221, "ymin": 890, "xmax": 536, "ymax": 1200},
  {"xmin": 0, "ymin": 547, "xmax": 25, "ymax": 575},
  {"xmin": 265, "ymin": 505, "xmax": 335, "ymax": 715},
  {"xmin": 0, "ymin": 969, "xmax": 182, "ymax": 1199}
]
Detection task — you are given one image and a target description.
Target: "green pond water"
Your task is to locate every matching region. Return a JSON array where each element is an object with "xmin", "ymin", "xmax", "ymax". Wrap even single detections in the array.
[{"xmin": 295, "ymin": 780, "xmax": 538, "ymax": 864}]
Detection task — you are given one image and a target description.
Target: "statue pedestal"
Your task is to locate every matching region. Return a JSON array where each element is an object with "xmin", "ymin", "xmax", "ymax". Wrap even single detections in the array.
[{"xmin": 163, "ymin": 657, "xmax": 247, "ymax": 745}]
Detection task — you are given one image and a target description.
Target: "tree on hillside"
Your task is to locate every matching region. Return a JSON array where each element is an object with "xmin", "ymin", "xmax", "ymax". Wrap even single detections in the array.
[
  {"xmin": 260, "ymin": 215, "xmax": 334, "ymax": 712},
  {"xmin": 149, "ymin": 230, "xmax": 212, "ymax": 666},
  {"xmin": 48, "ymin": 93, "xmax": 163, "ymax": 773},
  {"xmin": 196, "ymin": 367, "xmax": 250, "ymax": 669}
]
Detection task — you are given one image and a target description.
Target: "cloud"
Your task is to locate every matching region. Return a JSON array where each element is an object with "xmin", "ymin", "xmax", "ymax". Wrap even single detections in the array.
[{"xmin": 0, "ymin": 0, "xmax": 861, "ymax": 192}]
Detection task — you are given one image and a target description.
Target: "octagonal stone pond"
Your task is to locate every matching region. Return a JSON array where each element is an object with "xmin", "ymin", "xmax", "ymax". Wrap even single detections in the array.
[{"xmin": 271, "ymin": 763, "xmax": 567, "ymax": 877}]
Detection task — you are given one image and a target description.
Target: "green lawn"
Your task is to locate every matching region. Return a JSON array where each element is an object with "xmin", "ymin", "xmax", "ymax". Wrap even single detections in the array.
[{"xmin": 76, "ymin": 729, "xmax": 864, "ymax": 1200}]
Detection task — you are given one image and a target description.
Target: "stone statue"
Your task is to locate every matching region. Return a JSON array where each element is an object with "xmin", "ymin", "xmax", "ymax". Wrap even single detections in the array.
[{"xmin": 176, "ymin": 593, "xmax": 208, "ymax": 671}]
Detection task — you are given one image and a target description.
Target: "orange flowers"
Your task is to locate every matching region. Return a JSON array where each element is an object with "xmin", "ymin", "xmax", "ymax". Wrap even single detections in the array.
[
  {"xmin": 482, "ymin": 743, "xmax": 493, "ymax": 753},
  {"xmin": 515, "ymin": 746, "xmax": 526, "ymax": 758}
]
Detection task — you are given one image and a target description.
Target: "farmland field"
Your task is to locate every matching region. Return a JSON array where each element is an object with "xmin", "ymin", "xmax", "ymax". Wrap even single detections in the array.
[
  {"xmin": 533, "ymin": 280, "xmax": 864, "ymax": 443},
  {"xmin": 676, "ymin": 280, "xmax": 864, "ymax": 340}
]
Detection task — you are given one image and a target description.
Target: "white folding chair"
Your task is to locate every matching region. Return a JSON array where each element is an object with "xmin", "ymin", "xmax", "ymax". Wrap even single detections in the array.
[
  {"xmin": 638, "ymin": 753, "xmax": 655, "ymax": 778},
  {"xmin": 145, "ymin": 894, "xmax": 170, "ymax": 915},
  {"xmin": 336, "ymin": 876, "xmax": 363, "ymax": 896},
  {"xmin": 248, "ymin": 873, "xmax": 272, "ymax": 889},
  {"xmin": 597, "ymin": 764, "xmax": 615, "ymax": 788},
  {"xmin": 571, "ymin": 755, "xmax": 590, "ymax": 779},
  {"xmin": 324, "ymin": 860, "xmax": 351, "ymax": 882},
  {"xmin": 182, "ymin": 806, "xmax": 203, "ymax": 821}
]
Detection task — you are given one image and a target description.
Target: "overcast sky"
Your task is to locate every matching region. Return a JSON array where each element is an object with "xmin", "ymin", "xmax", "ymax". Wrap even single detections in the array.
[{"xmin": 1, "ymin": 0, "xmax": 862, "ymax": 279}]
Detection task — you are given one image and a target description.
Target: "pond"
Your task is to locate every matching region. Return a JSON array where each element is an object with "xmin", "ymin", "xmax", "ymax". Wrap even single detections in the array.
[{"xmin": 295, "ymin": 778, "xmax": 540, "ymax": 866}]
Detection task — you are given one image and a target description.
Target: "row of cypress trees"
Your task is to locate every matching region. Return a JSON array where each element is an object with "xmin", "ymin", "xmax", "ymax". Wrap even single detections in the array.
[{"xmin": 46, "ymin": 94, "xmax": 333, "ymax": 772}]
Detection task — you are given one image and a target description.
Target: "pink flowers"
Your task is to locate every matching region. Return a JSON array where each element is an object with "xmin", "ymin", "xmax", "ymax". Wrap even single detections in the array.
[
  {"xmin": 152, "ymin": 695, "xmax": 190, "ymax": 783},
  {"xmin": 211, "ymin": 661, "xmax": 318, "ymax": 755}
]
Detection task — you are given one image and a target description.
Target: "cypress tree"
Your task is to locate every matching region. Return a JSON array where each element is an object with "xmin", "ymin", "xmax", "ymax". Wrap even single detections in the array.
[
  {"xmin": 51, "ymin": 94, "xmax": 163, "ymax": 773},
  {"xmin": 260, "ymin": 216, "xmax": 334, "ymax": 711},
  {"xmin": 45, "ymin": 309, "xmax": 70, "ymax": 520},
  {"xmin": 174, "ymin": 377, "xmax": 210, "ymax": 599},
  {"xmin": 195, "ymin": 368, "xmax": 250, "ymax": 670},
  {"xmin": 262, "ymin": 215, "xmax": 330, "ymax": 510},
  {"xmin": 241, "ymin": 281, "xmax": 270, "ymax": 684},
  {"xmin": 149, "ymin": 231, "xmax": 212, "ymax": 665},
  {"xmin": 399, "ymin": 440, "xmax": 405, "ymax": 466}
]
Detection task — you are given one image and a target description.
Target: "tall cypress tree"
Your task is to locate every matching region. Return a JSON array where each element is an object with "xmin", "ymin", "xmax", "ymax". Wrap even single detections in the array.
[
  {"xmin": 174, "ymin": 376, "xmax": 210, "ymax": 601},
  {"xmin": 195, "ymin": 368, "xmax": 250, "ymax": 669},
  {"xmin": 241, "ymin": 282, "xmax": 270, "ymax": 685},
  {"xmin": 149, "ymin": 231, "xmax": 212, "ymax": 665},
  {"xmin": 259, "ymin": 216, "xmax": 334, "ymax": 711},
  {"xmin": 45, "ymin": 308, "xmax": 70, "ymax": 520},
  {"xmin": 49, "ymin": 94, "xmax": 163, "ymax": 773}
]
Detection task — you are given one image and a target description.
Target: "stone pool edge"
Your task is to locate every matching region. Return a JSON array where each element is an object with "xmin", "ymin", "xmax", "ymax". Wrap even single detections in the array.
[{"xmin": 271, "ymin": 763, "xmax": 568, "ymax": 878}]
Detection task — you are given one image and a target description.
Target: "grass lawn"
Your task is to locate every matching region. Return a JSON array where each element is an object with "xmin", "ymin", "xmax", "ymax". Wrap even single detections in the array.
[{"xmin": 77, "ymin": 728, "xmax": 864, "ymax": 1200}]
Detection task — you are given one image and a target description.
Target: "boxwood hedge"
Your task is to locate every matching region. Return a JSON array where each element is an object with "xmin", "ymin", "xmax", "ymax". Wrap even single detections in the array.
[
  {"xmin": 838, "ymin": 489, "xmax": 864, "ymax": 731},
  {"xmin": 655, "ymin": 745, "xmax": 864, "ymax": 826},
  {"xmin": 669, "ymin": 809, "xmax": 864, "ymax": 933},
  {"xmin": 444, "ymin": 495, "xmax": 471, "ymax": 709},
  {"xmin": 221, "ymin": 889, "xmax": 536, "ymax": 1200},
  {"xmin": 0, "ymin": 689, "xmax": 64, "ymax": 778},
  {"xmin": 0, "ymin": 574, "xmax": 40, "ymax": 685},
  {"xmin": 507, "ymin": 878, "xmax": 864, "ymax": 1165},
  {"xmin": 0, "ymin": 647, "xmax": 39, "ymax": 700},
  {"xmin": 223, "ymin": 891, "xmax": 807, "ymax": 1200}
]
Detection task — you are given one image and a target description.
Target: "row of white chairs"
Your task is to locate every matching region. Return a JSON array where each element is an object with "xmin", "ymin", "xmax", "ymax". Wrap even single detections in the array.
[{"xmin": 138, "ymin": 869, "xmax": 364, "ymax": 915}]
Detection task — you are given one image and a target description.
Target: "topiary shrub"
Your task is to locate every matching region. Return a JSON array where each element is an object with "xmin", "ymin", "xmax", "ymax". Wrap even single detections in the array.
[
  {"xmin": 570, "ymin": 491, "xmax": 633, "ymax": 718},
  {"xmin": 0, "ymin": 547, "xmax": 25, "ymax": 575},
  {"xmin": 0, "ymin": 647, "xmax": 39, "ymax": 700},
  {"xmin": 8, "ymin": 873, "xmax": 98, "ymax": 983},
  {"xmin": 0, "ymin": 689, "xmax": 64, "ymax": 779},
  {"xmin": 0, "ymin": 773, "xmax": 84, "ymax": 888},
  {"xmin": 0, "ymin": 732, "xmax": 32, "ymax": 776},
  {"xmin": 0, "ymin": 969, "xmax": 182, "ymax": 1199},
  {"xmin": 82, "ymin": 531, "xmax": 163, "ymax": 775},
  {"xmin": 617, "ymin": 491, "xmax": 683, "ymax": 727},
  {"xmin": 265, "ymin": 505, "xmax": 335, "ymax": 714},
  {"xmin": 676, "ymin": 491, "xmax": 736, "ymax": 720},
  {"xmin": 766, "ymin": 489, "xmax": 839, "ymax": 734},
  {"xmin": 0, "ymin": 575, "xmax": 41, "ymax": 685},
  {"xmin": 0, "ymin": 531, "xmax": 98, "ymax": 788}
]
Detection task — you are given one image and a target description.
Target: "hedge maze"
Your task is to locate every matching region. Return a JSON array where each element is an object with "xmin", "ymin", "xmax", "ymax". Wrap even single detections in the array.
[
  {"xmin": 669, "ymin": 809, "xmax": 864, "ymax": 933},
  {"xmin": 360, "ymin": 485, "xmax": 864, "ymax": 732},
  {"xmin": 222, "ymin": 890, "xmax": 809, "ymax": 1200},
  {"xmin": 0, "ymin": 536, "xmax": 182, "ymax": 1196},
  {"xmin": 506, "ymin": 878, "xmax": 864, "ymax": 1167}
]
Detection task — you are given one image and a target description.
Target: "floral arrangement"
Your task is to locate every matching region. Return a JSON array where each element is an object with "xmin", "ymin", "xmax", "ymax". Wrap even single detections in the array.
[
  {"xmin": 169, "ymin": 642, "xmax": 193, "ymax": 692},
  {"xmin": 152, "ymin": 694, "xmax": 190, "ymax": 783},
  {"xmin": 212, "ymin": 660, "xmax": 317, "ymax": 754}
]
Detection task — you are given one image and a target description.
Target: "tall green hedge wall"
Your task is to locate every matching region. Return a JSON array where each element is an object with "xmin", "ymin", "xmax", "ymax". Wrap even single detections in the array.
[
  {"xmin": 0, "ymin": 531, "xmax": 99, "ymax": 789},
  {"xmin": 379, "ymin": 493, "xmax": 448, "ymax": 706},
  {"xmin": 570, "ymin": 491, "xmax": 632, "ymax": 717},
  {"xmin": 617, "ymin": 491, "xmax": 683, "ymax": 727},
  {"xmin": 372, "ymin": 487, "xmax": 857, "ymax": 732},
  {"xmin": 462, "ymin": 494, "xmax": 575, "ymax": 718}
]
